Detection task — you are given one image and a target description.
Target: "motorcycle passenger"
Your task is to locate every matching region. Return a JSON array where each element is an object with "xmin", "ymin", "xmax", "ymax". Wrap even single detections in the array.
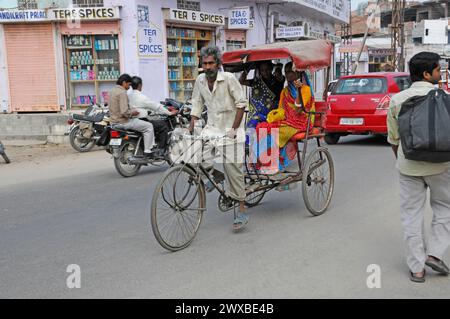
[
  {"xmin": 109, "ymin": 74, "xmax": 158, "ymax": 159},
  {"xmin": 128, "ymin": 76, "xmax": 178, "ymax": 156}
]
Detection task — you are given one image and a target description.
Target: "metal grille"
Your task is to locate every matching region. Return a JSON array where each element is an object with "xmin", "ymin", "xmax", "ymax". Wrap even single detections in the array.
[
  {"xmin": 72, "ymin": 0, "xmax": 104, "ymax": 7},
  {"xmin": 177, "ymin": 0, "xmax": 201, "ymax": 11},
  {"xmin": 18, "ymin": 0, "xmax": 38, "ymax": 9}
]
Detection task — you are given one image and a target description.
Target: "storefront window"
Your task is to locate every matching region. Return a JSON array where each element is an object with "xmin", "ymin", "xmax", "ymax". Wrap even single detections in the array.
[
  {"xmin": 166, "ymin": 27, "xmax": 212, "ymax": 101},
  {"xmin": 65, "ymin": 34, "xmax": 120, "ymax": 108}
]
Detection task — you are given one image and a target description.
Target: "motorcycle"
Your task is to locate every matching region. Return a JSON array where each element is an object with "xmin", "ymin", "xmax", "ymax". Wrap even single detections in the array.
[
  {"xmin": 66, "ymin": 99, "xmax": 110, "ymax": 152},
  {"xmin": 0, "ymin": 140, "xmax": 10, "ymax": 164},
  {"xmin": 108, "ymin": 98, "xmax": 205, "ymax": 177}
]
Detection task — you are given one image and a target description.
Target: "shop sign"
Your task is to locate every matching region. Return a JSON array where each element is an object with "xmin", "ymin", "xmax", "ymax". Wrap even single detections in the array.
[
  {"xmin": 47, "ymin": 7, "xmax": 120, "ymax": 21},
  {"xmin": 369, "ymin": 48, "xmax": 395, "ymax": 57},
  {"xmin": 295, "ymin": 0, "xmax": 350, "ymax": 24},
  {"xmin": 168, "ymin": 8, "xmax": 224, "ymax": 26},
  {"xmin": 138, "ymin": 24, "xmax": 164, "ymax": 57},
  {"xmin": 228, "ymin": 7, "xmax": 250, "ymax": 29},
  {"xmin": 276, "ymin": 26, "xmax": 304, "ymax": 39},
  {"xmin": 339, "ymin": 42, "xmax": 367, "ymax": 54},
  {"xmin": 0, "ymin": 10, "xmax": 47, "ymax": 23},
  {"xmin": 327, "ymin": 34, "xmax": 341, "ymax": 43}
]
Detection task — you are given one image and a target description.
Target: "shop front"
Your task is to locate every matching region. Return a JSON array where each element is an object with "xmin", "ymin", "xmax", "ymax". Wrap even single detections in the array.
[
  {"xmin": 0, "ymin": 10, "xmax": 59, "ymax": 112},
  {"xmin": 368, "ymin": 48, "xmax": 395, "ymax": 72},
  {"xmin": 0, "ymin": 6, "xmax": 122, "ymax": 112},
  {"xmin": 48, "ymin": 7, "xmax": 122, "ymax": 109},
  {"xmin": 162, "ymin": 8, "xmax": 225, "ymax": 101}
]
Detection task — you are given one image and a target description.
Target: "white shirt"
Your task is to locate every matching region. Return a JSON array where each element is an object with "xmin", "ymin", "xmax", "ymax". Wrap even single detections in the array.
[
  {"xmin": 128, "ymin": 90, "xmax": 171, "ymax": 117},
  {"xmin": 191, "ymin": 71, "xmax": 248, "ymax": 145}
]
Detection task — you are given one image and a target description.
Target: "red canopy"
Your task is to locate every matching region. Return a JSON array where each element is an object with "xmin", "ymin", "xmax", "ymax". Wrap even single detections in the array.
[{"xmin": 222, "ymin": 40, "xmax": 332, "ymax": 72}]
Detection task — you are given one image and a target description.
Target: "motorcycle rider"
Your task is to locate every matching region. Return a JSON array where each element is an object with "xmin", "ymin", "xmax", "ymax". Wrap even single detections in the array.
[
  {"xmin": 128, "ymin": 76, "xmax": 178, "ymax": 156},
  {"xmin": 109, "ymin": 74, "xmax": 158, "ymax": 158}
]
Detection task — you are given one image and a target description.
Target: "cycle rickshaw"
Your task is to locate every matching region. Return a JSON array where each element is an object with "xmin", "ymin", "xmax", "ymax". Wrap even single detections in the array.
[{"xmin": 151, "ymin": 40, "xmax": 335, "ymax": 251}]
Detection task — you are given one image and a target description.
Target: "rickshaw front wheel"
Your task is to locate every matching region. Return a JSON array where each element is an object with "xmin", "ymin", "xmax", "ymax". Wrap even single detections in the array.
[
  {"xmin": 302, "ymin": 147, "xmax": 334, "ymax": 216},
  {"xmin": 151, "ymin": 165, "xmax": 206, "ymax": 252}
]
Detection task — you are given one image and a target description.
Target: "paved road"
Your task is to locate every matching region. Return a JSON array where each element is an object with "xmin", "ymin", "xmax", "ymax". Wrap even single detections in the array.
[{"xmin": 1, "ymin": 136, "xmax": 449, "ymax": 298}]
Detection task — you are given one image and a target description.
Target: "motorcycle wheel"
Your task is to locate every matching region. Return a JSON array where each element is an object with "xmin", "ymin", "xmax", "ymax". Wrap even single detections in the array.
[
  {"xmin": 2, "ymin": 152, "xmax": 10, "ymax": 164},
  {"xmin": 113, "ymin": 141, "xmax": 142, "ymax": 177},
  {"xmin": 69, "ymin": 125, "xmax": 96, "ymax": 152}
]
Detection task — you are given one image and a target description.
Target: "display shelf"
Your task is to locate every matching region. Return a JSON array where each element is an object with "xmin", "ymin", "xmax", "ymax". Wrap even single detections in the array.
[
  {"xmin": 66, "ymin": 34, "xmax": 120, "ymax": 109},
  {"xmin": 166, "ymin": 27, "xmax": 212, "ymax": 102},
  {"xmin": 67, "ymin": 46, "xmax": 92, "ymax": 50}
]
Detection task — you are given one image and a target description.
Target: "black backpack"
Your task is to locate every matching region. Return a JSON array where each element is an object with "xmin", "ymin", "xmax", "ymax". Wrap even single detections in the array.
[{"xmin": 398, "ymin": 89, "xmax": 450, "ymax": 163}]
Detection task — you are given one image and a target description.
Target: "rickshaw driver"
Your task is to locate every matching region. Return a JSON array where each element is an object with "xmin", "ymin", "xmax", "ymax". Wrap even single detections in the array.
[{"xmin": 188, "ymin": 45, "xmax": 250, "ymax": 231}]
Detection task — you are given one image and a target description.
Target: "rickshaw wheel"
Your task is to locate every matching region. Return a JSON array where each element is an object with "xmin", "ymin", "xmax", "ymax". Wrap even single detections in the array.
[
  {"xmin": 151, "ymin": 165, "xmax": 206, "ymax": 252},
  {"xmin": 302, "ymin": 147, "xmax": 334, "ymax": 216}
]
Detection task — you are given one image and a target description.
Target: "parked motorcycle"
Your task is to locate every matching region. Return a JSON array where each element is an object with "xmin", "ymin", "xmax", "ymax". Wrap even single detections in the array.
[
  {"xmin": 66, "ymin": 100, "xmax": 110, "ymax": 152},
  {"xmin": 0, "ymin": 140, "xmax": 10, "ymax": 164},
  {"xmin": 108, "ymin": 98, "xmax": 204, "ymax": 177}
]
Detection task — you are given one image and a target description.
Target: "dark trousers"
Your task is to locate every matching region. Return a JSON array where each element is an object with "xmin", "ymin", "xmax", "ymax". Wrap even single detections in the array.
[{"xmin": 150, "ymin": 119, "xmax": 170, "ymax": 149}]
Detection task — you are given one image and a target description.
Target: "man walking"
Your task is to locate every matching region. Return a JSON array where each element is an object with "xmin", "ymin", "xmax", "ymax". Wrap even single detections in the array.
[
  {"xmin": 387, "ymin": 52, "xmax": 450, "ymax": 282},
  {"xmin": 109, "ymin": 74, "xmax": 157, "ymax": 158},
  {"xmin": 189, "ymin": 46, "xmax": 249, "ymax": 230}
]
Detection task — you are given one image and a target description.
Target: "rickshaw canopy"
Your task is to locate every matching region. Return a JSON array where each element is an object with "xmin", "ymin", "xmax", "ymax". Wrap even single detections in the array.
[{"xmin": 222, "ymin": 40, "xmax": 332, "ymax": 72}]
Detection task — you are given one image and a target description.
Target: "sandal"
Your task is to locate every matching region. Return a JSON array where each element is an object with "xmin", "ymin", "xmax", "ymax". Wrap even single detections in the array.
[{"xmin": 233, "ymin": 213, "xmax": 249, "ymax": 230}]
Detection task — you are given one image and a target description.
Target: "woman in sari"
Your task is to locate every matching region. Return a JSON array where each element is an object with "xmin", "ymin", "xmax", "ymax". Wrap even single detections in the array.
[
  {"xmin": 275, "ymin": 70, "xmax": 315, "ymax": 147},
  {"xmin": 240, "ymin": 61, "xmax": 284, "ymax": 129},
  {"xmin": 253, "ymin": 69, "xmax": 315, "ymax": 174}
]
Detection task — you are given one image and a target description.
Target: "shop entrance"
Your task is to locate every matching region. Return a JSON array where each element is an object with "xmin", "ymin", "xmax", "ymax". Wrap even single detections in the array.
[
  {"xmin": 166, "ymin": 26, "xmax": 213, "ymax": 101},
  {"xmin": 3, "ymin": 23, "xmax": 59, "ymax": 112}
]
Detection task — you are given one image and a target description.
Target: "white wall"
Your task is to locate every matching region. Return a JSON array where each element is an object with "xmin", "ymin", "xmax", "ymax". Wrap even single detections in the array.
[
  {"xmin": 0, "ymin": 24, "xmax": 10, "ymax": 112},
  {"xmin": 424, "ymin": 20, "xmax": 448, "ymax": 45},
  {"xmin": 413, "ymin": 20, "xmax": 448, "ymax": 45}
]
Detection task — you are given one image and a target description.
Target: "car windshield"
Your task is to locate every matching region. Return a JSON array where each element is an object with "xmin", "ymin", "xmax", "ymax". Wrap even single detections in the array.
[
  {"xmin": 394, "ymin": 76, "xmax": 412, "ymax": 91},
  {"xmin": 334, "ymin": 77, "xmax": 387, "ymax": 95}
]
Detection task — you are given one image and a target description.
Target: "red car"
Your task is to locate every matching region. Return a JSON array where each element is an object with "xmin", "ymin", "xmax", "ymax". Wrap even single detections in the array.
[{"xmin": 324, "ymin": 72, "xmax": 412, "ymax": 144}]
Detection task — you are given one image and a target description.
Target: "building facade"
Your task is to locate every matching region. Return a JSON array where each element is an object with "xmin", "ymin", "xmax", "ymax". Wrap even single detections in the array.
[{"xmin": 0, "ymin": 0, "xmax": 349, "ymax": 113}]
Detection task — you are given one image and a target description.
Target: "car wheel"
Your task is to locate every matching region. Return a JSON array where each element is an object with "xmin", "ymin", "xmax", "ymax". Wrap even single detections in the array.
[{"xmin": 324, "ymin": 133, "xmax": 340, "ymax": 145}]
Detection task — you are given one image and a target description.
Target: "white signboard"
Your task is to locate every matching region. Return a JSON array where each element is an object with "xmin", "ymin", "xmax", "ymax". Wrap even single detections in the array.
[
  {"xmin": 276, "ymin": 26, "xmax": 305, "ymax": 39},
  {"xmin": 48, "ymin": 7, "xmax": 120, "ymax": 21},
  {"xmin": 168, "ymin": 8, "xmax": 224, "ymax": 26},
  {"xmin": 0, "ymin": 10, "xmax": 47, "ymax": 23},
  {"xmin": 138, "ymin": 25, "xmax": 164, "ymax": 57},
  {"xmin": 296, "ymin": 0, "xmax": 350, "ymax": 24},
  {"xmin": 228, "ymin": 7, "xmax": 250, "ymax": 29}
]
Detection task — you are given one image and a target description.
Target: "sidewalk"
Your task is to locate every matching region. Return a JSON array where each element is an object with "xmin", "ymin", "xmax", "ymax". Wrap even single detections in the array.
[
  {"xmin": 0, "ymin": 111, "xmax": 83, "ymax": 145},
  {"xmin": 1, "ymin": 142, "xmax": 107, "ymax": 165}
]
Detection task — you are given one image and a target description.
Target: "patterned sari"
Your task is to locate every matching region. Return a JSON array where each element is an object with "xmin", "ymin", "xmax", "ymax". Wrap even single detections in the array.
[
  {"xmin": 246, "ymin": 77, "xmax": 278, "ymax": 129},
  {"xmin": 276, "ymin": 82, "xmax": 315, "ymax": 148}
]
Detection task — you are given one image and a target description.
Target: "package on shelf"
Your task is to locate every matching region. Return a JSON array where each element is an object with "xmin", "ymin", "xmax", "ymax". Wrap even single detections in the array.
[
  {"xmin": 101, "ymin": 91, "xmax": 110, "ymax": 104},
  {"xmin": 70, "ymin": 50, "xmax": 93, "ymax": 66},
  {"xmin": 74, "ymin": 95, "xmax": 96, "ymax": 105}
]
